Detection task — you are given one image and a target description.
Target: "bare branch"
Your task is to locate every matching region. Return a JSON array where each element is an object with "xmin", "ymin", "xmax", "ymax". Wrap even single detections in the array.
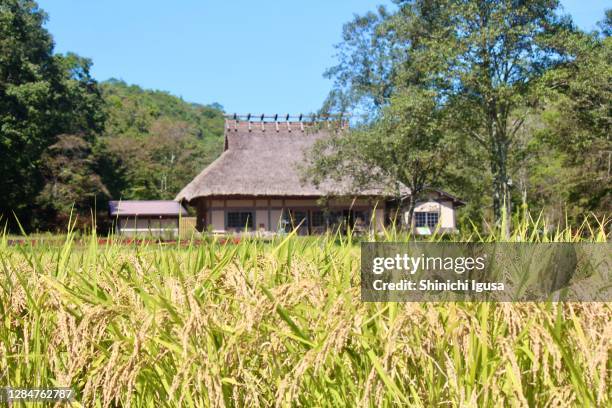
[
  {"xmin": 509, "ymin": 116, "xmax": 526, "ymax": 138},
  {"xmin": 465, "ymin": 128, "xmax": 488, "ymax": 147}
]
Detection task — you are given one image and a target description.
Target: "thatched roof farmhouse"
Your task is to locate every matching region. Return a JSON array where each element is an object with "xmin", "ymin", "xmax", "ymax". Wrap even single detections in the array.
[{"xmin": 177, "ymin": 115, "xmax": 463, "ymax": 235}]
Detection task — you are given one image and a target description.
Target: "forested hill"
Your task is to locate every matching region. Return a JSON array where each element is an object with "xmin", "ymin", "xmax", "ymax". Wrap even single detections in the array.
[
  {"xmin": 101, "ymin": 79, "xmax": 224, "ymax": 141},
  {"xmin": 34, "ymin": 79, "xmax": 225, "ymax": 230},
  {"xmin": 97, "ymin": 79, "xmax": 225, "ymax": 203}
]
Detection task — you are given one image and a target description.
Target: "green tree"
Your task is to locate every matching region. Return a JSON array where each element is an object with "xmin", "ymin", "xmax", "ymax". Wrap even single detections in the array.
[
  {"xmin": 0, "ymin": 0, "xmax": 104, "ymax": 228},
  {"xmin": 534, "ymin": 17, "xmax": 611, "ymax": 220},
  {"xmin": 599, "ymin": 9, "xmax": 611, "ymax": 37},
  {"xmin": 95, "ymin": 80, "xmax": 225, "ymax": 201},
  {"xmin": 36, "ymin": 134, "xmax": 109, "ymax": 229},
  {"xmin": 321, "ymin": 0, "xmax": 573, "ymax": 229},
  {"xmin": 307, "ymin": 88, "xmax": 450, "ymax": 225}
]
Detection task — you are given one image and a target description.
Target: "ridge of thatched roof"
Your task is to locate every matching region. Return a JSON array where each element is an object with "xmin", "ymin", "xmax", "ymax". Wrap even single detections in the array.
[{"xmin": 175, "ymin": 120, "xmax": 398, "ymax": 202}]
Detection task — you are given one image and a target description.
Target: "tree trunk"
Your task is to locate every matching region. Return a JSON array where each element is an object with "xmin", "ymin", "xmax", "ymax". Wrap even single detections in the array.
[
  {"xmin": 490, "ymin": 133, "xmax": 512, "ymax": 237},
  {"xmin": 404, "ymin": 193, "xmax": 417, "ymax": 231}
]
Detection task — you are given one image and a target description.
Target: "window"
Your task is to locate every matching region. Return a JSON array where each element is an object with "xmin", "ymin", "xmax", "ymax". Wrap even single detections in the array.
[
  {"xmin": 136, "ymin": 218, "xmax": 150, "ymax": 229},
  {"xmin": 414, "ymin": 212, "xmax": 439, "ymax": 228},
  {"xmin": 227, "ymin": 211, "xmax": 253, "ymax": 229},
  {"xmin": 311, "ymin": 211, "xmax": 325, "ymax": 227},
  {"xmin": 325, "ymin": 211, "xmax": 345, "ymax": 229},
  {"xmin": 120, "ymin": 218, "xmax": 136, "ymax": 230},
  {"xmin": 282, "ymin": 210, "xmax": 308, "ymax": 233},
  {"xmin": 289, "ymin": 211, "xmax": 307, "ymax": 227},
  {"xmin": 160, "ymin": 219, "xmax": 177, "ymax": 229},
  {"xmin": 353, "ymin": 210, "xmax": 369, "ymax": 228}
]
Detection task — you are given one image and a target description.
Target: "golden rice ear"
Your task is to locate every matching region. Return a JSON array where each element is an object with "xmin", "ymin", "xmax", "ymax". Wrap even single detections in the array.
[{"xmin": 0, "ymin": 211, "xmax": 608, "ymax": 406}]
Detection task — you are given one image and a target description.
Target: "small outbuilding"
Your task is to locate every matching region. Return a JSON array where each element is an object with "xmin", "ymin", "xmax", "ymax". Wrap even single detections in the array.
[{"xmin": 109, "ymin": 200, "xmax": 188, "ymax": 238}]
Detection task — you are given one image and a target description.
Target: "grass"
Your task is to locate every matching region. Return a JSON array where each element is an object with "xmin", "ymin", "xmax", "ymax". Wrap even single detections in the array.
[{"xmin": 0, "ymin": 214, "xmax": 609, "ymax": 407}]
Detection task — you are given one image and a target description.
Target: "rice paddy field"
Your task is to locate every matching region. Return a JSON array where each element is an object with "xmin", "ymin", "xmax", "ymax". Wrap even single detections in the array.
[{"xmin": 0, "ymin": 217, "xmax": 610, "ymax": 407}]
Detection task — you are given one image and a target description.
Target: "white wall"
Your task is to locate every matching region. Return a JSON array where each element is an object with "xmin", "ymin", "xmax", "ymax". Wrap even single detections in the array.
[
  {"xmin": 211, "ymin": 210, "xmax": 225, "ymax": 231},
  {"xmin": 116, "ymin": 217, "xmax": 179, "ymax": 238},
  {"xmin": 407, "ymin": 200, "xmax": 457, "ymax": 232},
  {"xmin": 270, "ymin": 209, "xmax": 283, "ymax": 231},
  {"xmin": 255, "ymin": 210, "xmax": 268, "ymax": 230},
  {"xmin": 373, "ymin": 208, "xmax": 385, "ymax": 232},
  {"xmin": 439, "ymin": 201, "xmax": 455, "ymax": 229}
]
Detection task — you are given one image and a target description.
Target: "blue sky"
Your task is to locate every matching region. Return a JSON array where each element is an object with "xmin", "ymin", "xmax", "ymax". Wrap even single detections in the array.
[{"xmin": 39, "ymin": 0, "xmax": 609, "ymax": 114}]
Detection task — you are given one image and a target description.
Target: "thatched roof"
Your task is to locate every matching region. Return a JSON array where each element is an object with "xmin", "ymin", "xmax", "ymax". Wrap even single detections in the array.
[{"xmin": 176, "ymin": 120, "xmax": 397, "ymax": 202}]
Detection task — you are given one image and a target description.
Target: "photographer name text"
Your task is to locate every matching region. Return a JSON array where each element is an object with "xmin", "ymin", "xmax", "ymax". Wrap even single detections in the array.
[
  {"xmin": 370, "ymin": 253, "xmax": 503, "ymax": 293},
  {"xmin": 371, "ymin": 278, "xmax": 504, "ymax": 292}
]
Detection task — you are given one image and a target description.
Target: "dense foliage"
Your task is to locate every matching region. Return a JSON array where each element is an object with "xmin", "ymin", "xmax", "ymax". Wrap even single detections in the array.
[
  {"xmin": 0, "ymin": 1, "xmax": 105, "ymax": 229},
  {"xmin": 532, "ymin": 27, "xmax": 611, "ymax": 221},
  {"xmin": 316, "ymin": 0, "xmax": 611, "ymax": 228},
  {"xmin": 307, "ymin": 88, "xmax": 451, "ymax": 223},
  {"xmin": 96, "ymin": 80, "xmax": 224, "ymax": 202},
  {"xmin": 0, "ymin": 1, "xmax": 224, "ymax": 231}
]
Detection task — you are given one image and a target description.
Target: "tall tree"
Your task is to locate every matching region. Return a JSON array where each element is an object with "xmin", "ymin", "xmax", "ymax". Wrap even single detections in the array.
[
  {"xmin": 307, "ymin": 88, "xmax": 450, "ymax": 225},
  {"xmin": 321, "ymin": 0, "xmax": 573, "ymax": 228},
  {"xmin": 0, "ymin": 0, "xmax": 104, "ymax": 228},
  {"xmin": 535, "ymin": 15, "xmax": 611, "ymax": 219}
]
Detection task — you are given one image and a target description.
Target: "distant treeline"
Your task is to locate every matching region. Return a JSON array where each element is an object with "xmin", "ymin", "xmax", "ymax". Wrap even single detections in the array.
[{"xmin": 0, "ymin": 1, "xmax": 225, "ymax": 231}]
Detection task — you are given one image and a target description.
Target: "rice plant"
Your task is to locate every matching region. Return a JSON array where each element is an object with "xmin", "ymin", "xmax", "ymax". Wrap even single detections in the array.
[{"xmin": 0, "ymin": 215, "xmax": 609, "ymax": 407}]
